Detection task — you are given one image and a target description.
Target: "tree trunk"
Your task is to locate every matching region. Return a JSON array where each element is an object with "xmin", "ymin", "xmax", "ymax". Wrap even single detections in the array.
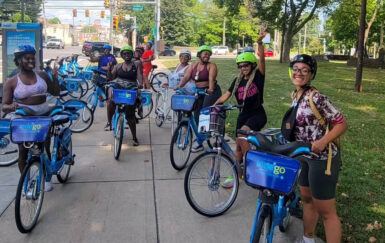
[
  {"xmin": 380, "ymin": 22, "xmax": 384, "ymax": 48},
  {"xmin": 355, "ymin": 0, "xmax": 367, "ymax": 93},
  {"xmin": 282, "ymin": 30, "xmax": 293, "ymax": 63}
]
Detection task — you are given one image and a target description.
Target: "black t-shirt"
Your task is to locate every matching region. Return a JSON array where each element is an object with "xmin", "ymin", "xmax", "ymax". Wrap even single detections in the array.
[{"xmin": 228, "ymin": 69, "xmax": 265, "ymax": 113}]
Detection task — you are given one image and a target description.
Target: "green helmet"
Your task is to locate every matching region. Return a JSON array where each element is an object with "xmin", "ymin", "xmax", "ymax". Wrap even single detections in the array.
[
  {"xmin": 236, "ymin": 52, "xmax": 258, "ymax": 64},
  {"xmin": 120, "ymin": 45, "xmax": 134, "ymax": 53},
  {"xmin": 197, "ymin": 45, "xmax": 212, "ymax": 56}
]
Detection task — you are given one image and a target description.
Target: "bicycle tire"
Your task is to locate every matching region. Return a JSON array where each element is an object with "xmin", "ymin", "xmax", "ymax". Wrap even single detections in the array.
[
  {"xmin": 67, "ymin": 82, "xmax": 84, "ymax": 99},
  {"xmin": 279, "ymin": 207, "xmax": 291, "ymax": 232},
  {"xmin": 86, "ymin": 92, "xmax": 97, "ymax": 113},
  {"xmin": 136, "ymin": 97, "xmax": 153, "ymax": 120},
  {"xmin": 15, "ymin": 158, "xmax": 45, "ymax": 233},
  {"xmin": 64, "ymin": 100, "xmax": 94, "ymax": 133},
  {"xmin": 150, "ymin": 72, "xmax": 168, "ymax": 93},
  {"xmin": 184, "ymin": 151, "xmax": 239, "ymax": 217},
  {"xmin": 154, "ymin": 92, "xmax": 164, "ymax": 127},
  {"xmin": 0, "ymin": 134, "xmax": 19, "ymax": 167},
  {"xmin": 57, "ymin": 137, "xmax": 72, "ymax": 183},
  {"xmin": 170, "ymin": 123, "xmax": 192, "ymax": 170},
  {"xmin": 252, "ymin": 205, "xmax": 272, "ymax": 243},
  {"xmin": 79, "ymin": 80, "xmax": 89, "ymax": 97},
  {"xmin": 113, "ymin": 114, "xmax": 124, "ymax": 160}
]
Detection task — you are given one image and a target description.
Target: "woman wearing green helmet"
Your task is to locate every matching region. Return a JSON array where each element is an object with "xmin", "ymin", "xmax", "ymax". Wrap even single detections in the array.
[
  {"xmin": 214, "ymin": 27, "xmax": 267, "ymax": 186},
  {"xmin": 174, "ymin": 44, "xmax": 222, "ymax": 152},
  {"xmin": 105, "ymin": 45, "xmax": 143, "ymax": 146}
]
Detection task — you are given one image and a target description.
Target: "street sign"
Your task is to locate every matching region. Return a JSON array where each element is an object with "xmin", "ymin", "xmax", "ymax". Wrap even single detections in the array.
[{"xmin": 132, "ymin": 5, "xmax": 143, "ymax": 11}]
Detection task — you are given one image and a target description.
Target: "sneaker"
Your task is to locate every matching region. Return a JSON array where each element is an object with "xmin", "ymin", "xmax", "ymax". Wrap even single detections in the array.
[
  {"xmin": 99, "ymin": 101, "xmax": 104, "ymax": 107},
  {"xmin": 132, "ymin": 138, "xmax": 139, "ymax": 146},
  {"xmin": 44, "ymin": 181, "xmax": 54, "ymax": 192},
  {"xmin": 104, "ymin": 123, "xmax": 111, "ymax": 131},
  {"xmin": 221, "ymin": 175, "xmax": 234, "ymax": 189},
  {"xmin": 191, "ymin": 144, "xmax": 204, "ymax": 153}
]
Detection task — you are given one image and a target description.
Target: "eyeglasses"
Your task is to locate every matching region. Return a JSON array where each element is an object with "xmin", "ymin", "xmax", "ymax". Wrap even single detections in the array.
[
  {"xmin": 238, "ymin": 63, "xmax": 250, "ymax": 69},
  {"xmin": 292, "ymin": 68, "xmax": 310, "ymax": 75},
  {"xmin": 121, "ymin": 52, "xmax": 132, "ymax": 56}
]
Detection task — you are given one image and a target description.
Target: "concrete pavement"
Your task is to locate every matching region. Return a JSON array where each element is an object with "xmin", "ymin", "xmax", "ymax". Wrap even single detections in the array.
[{"xmin": 0, "ymin": 60, "xmax": 324, "ymax": 243}]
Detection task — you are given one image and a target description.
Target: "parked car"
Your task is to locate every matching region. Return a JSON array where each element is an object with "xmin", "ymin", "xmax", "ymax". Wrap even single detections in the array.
[
  {"xmin": 46, "ymin": 38, "xmax": 65, "ymax": 49},
  {"xmin": 212, "ymin": 46, "xmax": 229, "ymax": 55},
  {"xmin": 159, "ymin": 46, "xmax": 176, "ymax": 56},
  {"xmin": 42, "ymin": 41, "xmax": 47, "ymax": 48},
  {"xmin": 233, "ymin": 47, "xmax": 255, "ymax": 55},
  {"xmin": 257, "ymin": 48, "xmax": 274, "ymax": 57},
  {"xmin": 82, "ymin": 41, "xmax": 93, "ymax": 54},
  {"xmin": 84, "ymin": 41, "xmax": 120, "ymax": 57},
  {"xmin": 72, "ymin": 41, "xmax": 80, "ymax": 46}
]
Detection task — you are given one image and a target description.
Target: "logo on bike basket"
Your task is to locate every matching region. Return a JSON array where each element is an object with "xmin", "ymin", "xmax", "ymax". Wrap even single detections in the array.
[{"xmin": 256, "ymin": 160, "xmax": 286, "ymax": 178}]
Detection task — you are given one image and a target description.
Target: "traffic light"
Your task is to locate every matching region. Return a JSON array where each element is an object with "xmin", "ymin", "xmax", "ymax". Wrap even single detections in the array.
[
  {"xmin": 119, "ymin": 13, "xmax": 123, "ymax": 21},
  {"xmin": 101, "ymin": 11, "xmax": 105, "ymax": 18},
  {"xmin": 73, "ymin": 9, "xmax": 77, "ymax": 17},
  {"xmin": 104, "ymin": 0, "xmax": 109, "ymax": 8},
  {"xmin": 85, "ymin": 10, "xmax": 89, "ymax": 17},
  {"xmin": 113, "ymin": 17, "xmax": 118, "ymax": 30}
]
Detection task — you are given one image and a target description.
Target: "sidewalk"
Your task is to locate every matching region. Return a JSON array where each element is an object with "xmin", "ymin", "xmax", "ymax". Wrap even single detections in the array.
[{"xmin": 0, "ymin": 60, "xmax": 324, "ymax": 243}]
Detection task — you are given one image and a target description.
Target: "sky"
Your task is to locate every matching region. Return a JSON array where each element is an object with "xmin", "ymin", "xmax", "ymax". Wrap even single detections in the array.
[{"xmin": 43, "ymin": 0, "xmax": 112, "ymax": 27}]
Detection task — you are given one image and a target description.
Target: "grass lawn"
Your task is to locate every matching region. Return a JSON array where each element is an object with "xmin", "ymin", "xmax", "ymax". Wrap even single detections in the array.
[{"xmin": 161, "ymin": 57, "xmax": 385, "ymax": 242}]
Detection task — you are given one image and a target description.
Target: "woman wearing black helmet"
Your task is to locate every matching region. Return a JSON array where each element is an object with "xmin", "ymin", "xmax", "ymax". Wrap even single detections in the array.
[
  {"xmin": 283, "ymin": 54, "xmax": 347, "ymax": 243},
  {"xmin": 2, "ymin": 45, "xmax": 60, "ymax": 191}
]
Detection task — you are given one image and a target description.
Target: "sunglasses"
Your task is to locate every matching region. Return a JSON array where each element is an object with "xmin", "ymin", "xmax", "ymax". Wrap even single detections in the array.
[
  {"xmin": 121, "ymin": 52, "xmax": 132, "ymax": 56},
  {"xmin": 238, "ymin": 63, "xmax": 250, "ymax": 69}
]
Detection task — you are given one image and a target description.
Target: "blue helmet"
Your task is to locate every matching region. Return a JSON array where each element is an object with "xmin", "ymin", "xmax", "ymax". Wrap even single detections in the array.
[
  {"xmin": 14, "ymin": 45, "xmax": 36, "ymax": 56},
  {"xmin": 103, "ymin": 44, "xmax": 112, "ymax": 50}
]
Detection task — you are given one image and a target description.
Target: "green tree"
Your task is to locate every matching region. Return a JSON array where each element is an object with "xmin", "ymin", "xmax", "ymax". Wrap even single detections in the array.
[
  {"xmin": 81, "ymin": 26, "xmax": 97, "ymax": 33},
  {"xmin": 48, "ymin": 17, "xmax": 61, "ymax": 24},
  {"xmin": 10, "ymin": 12, "xmax": 32, "ymax": 23},
  {"xmin": 0, "ymin": 0, "xmax": 42, "ymax": 22}
]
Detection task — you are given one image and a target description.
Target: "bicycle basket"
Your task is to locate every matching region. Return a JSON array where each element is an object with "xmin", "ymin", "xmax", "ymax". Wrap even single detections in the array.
[
  {"xmin": 208, "ymin": 106, "xmax": 226, "ymax": 135},
  {"xmin": 91, "ymin": 72, "xmax": 107, "ymax": 86},
  {"xmin": 171, "ymin": 94, "xmax": 195, "ymax": 112},
  {"xmin": 140, "ymin": 90, "xmax": 152, "ymax": 107},
  {"xmin": 245, "ymin": 150, "xmax": 300, "ymax": 194},
  {"xmin": 10, "ymin": 117, "xmax": 52, "ymax": 143},
  {"xmin": 66, "ymin": 79, "xmax": 79, "ymax": 92},
  {"xmin": 0, "ymin": 119, "xmax": 10, "ymax": 135},
  {"xmin": 113, "ymin": 89, "xmax": 137, "ymax": 105},
  {"xmin": 82, "ymin": 71, "xmax": 92, "ymax": 81}
]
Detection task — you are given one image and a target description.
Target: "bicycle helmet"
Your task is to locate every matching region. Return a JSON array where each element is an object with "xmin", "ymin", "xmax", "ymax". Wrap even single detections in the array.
[
  {"xmin": 289, "ymin": 54, "xmax": 317, "ymax": 80},
  {"xmin": 103, "ymin": 44, "xmax": 112, "ymax": 50},
  {"xmin": 236, "ymin": 52, "xmax": 258, "ymax": 64},
  {"xmin": 120, "ymin": 45, "xmax": 134, "ymax": 53},
  {"xmin": 197, "ymin": 45, "xmax": 212, "ymax": 57},
  {"xmin": 14, "ymin": 45, "xmax": 36, "ymax": 57},
  {"xmin": 179, "ymin": 49, "xmax": 191, "ymax": 60}
]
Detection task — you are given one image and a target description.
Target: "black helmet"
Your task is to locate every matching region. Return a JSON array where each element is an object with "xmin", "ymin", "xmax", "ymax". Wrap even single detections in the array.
[{"xmin": 289, "ymin": 54, "xmax": 317, "ymax": 80}]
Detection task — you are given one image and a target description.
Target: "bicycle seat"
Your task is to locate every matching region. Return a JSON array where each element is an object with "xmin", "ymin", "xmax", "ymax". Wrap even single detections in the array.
[
  {"xmin": 52, "ymin": 114, "xmax": 70, "ymax": 125},
  {"xmin": 77, "ymin": 66, "xmax": 84, "ymax": 70},
  {"xmin": 152, "ymin": 65, "xmax": 158, "ymax": 69},
  {"xmin": 92, "ymin": 69, "xmax": 107, "ymax": 75}
]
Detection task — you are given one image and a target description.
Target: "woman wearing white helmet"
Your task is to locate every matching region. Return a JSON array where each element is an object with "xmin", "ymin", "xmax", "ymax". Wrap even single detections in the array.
[{"xmin": 166, "ymin": 49, "xmax": 191, "ymax": 88}]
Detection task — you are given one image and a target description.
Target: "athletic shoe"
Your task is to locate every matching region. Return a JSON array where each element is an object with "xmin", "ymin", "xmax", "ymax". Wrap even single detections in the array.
[
  {"xmin": 221, "ymin": 175, "xmax": 234, "ymax": 189},
  {"xmin": 44, "ymin": 181, "xmax": 54, "ymax": 192},
  {"xmin": 132, "ymin": 138, "xmax": 139, "ymax": 146},
  {"xmin": 104, "ymin": 123, "xmax": 111, "ymax": 131},
  {"xmin": 191, "ymin": 144, "xmax": 204, "ymax": 153}
]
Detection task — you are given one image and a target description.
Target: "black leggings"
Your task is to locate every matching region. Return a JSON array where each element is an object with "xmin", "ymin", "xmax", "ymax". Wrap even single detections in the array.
[{"xmin": 193, "ymin": 84, "xmax": 222, "ymax": 125}]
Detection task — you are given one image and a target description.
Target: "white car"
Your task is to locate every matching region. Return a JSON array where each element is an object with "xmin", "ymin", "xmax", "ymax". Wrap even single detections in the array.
[
  {"xmin": 212, "ymin": 46, "xmax": 229, "ymax": 55},
  {"xmin": 46, "ymin": 38, "xmax": 65, "ymax": 49}
]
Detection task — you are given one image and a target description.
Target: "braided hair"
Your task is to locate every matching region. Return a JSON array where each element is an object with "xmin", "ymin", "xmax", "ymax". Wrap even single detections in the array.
[{"xmin": 231, "ymin": 64, "xmax": 258, "ymax": 101}]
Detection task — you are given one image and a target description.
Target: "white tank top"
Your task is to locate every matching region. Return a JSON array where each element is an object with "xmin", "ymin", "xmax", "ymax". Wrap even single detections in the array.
[{"xmin": 169, "ymin": 64, "xmax": 189, "ymax": 88}]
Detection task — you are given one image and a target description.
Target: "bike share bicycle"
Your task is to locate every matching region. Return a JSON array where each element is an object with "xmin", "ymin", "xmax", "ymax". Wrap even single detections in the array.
[
  {"xmin": 0, "ymin": 119, "xmax": 19, "ymax": 166},
  {"xmin": 11, "ymin": 106, "xmax": 76, "ymax": 233}
]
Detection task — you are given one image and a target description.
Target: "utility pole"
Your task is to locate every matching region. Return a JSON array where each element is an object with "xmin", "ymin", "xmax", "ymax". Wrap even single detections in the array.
[
  {"xmin": 42, "ymin": 0, "xmax": 48, "ymax": 41},
  {"xmin": 21, "ymin": 0, "xmax": 25, "ymax": 22},
  {"xmin": 298, "ymin": 32, "xmax": 301, "ymax": 54},
  {"xmin": 355, "ymin": 0, "xmax": 367, "ymax": 92},
  {"xmin": 154, "ymin": 0, "xmax": 160, "ymax": 57},
  {"xmin": 109, "ymin": 2, "xmax": 114, "ymax": 53},
  {"xmin": 303, "ymin": 24, "xmax": 307, "ymax": 53},
  {"xmin": 222, "ymin": 17, "xmax": 226, "ymax": 46}
]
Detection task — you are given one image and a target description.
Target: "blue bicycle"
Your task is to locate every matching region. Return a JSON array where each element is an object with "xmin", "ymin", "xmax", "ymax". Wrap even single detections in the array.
[
  {"xmin": 11, "ymin": 107, "xmax": 75, "ymax": 233},
  {"xmin": 86, "ymin": 70, "xmax": 108, "ymax": 114},
  {"xmin": 0, "ymin": 119, "xmax": 18, "ymax": 167},
  {"xmin": 111, "ymin": 87, "xmax": 138, "ymax": 160},
  {"xmin": 238, "ymin": 129, "xmax": 311, "ymax": 243},
  {"xmin": 169, "ymin": 89, "xmax": 212, "ymax": 171}
]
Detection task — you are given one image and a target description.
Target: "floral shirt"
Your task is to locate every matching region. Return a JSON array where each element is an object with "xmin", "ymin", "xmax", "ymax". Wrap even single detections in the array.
[{"xmin": 294, "ymin": 87, "xmax": 345, "ymax": 160}]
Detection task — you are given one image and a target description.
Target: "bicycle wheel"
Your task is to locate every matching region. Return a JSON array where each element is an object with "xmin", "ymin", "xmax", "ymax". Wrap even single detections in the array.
[
  {"xmin": 86, "ymin": 92, "xmax": 97, "ymax": 113},
  {"xmin": 15, "ymin": 158, "xmax": 45, "ymax": 233},
  {"xmin": 64, "ymin": 100, "xmax": 94, "ymax": 133},
  {"xmin": 150, "ymin": 72, "xmax": 168, "ymax": 93},
  {"xmin": 252, "ymin": 205, "xmax": 272, "ymax": 243},
  {"xmin": 184, "ymin": 151, "xmax": 239, "ymax": 217},
  {"xmin": 136, "ymin": 98, "xmax": 153, "ymax": 120},
  {"xmin": 67, "ymin": 83, "xmax": 84, "ymax": 99},
  {"xmin": 57, "ymin": 138, "xmax": 72, "ymax": 183},
  {"xmin": 154, "ymin": 92, "xmax": 164, "ymax": 127},
  {"xmin": 79, "ymin": 80, "xmax": 89, "ymax": 97},
  {"xmin": 113, "ymin": 114, "xmax": 124, "ymax": 160},
  {"xmin": 170, "ymin": 123, "xmax": 192, "ymax": 170},
  {"xmin": 0, "ymin": 135, "xmax": 19, "ymax": 167}
]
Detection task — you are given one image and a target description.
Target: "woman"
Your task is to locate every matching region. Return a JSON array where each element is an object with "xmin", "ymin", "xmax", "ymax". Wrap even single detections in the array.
[
  {"xmin": 140, "ymin": 41, "xmax": 154, "ymax": 89},
  {"xmin": 106, "ymin": 46, "xmax": 143, "ymax": 146},
  {"xmin": 134, "ymin": 46, "xmax": 145, "ymax": 61},
  {"xmin": 214, "ymin": 28, "xmax": 267, "ymax": 188},
  {"xmin": 285, "ymin": 54, "xmax": 347, "ymax": 243},
  {"xmin": 174, "ymin": 45, "xmax": 222, "ymax": 152},
  {"xmin": 166, "ymin": 49, "xmax": 191, "ymax": 88},
  {"xmin": 2, "ymin": 45, "xmax": 60, "ymax": 191}
]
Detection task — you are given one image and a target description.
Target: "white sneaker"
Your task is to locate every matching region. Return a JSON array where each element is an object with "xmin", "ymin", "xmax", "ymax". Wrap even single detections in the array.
[{"xmin": 44, "ymin": 181, "xmax": 54, "ymax": 192}]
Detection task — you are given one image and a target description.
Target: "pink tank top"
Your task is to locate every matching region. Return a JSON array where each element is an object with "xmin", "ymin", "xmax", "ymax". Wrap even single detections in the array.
[{"xmin": 14, "ymin": 72, "xmax": 47, "ymax": 100}]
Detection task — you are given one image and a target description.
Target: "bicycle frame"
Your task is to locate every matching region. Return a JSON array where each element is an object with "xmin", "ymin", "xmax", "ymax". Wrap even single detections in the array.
[
  {"xmin": 178, "ymin": 113, "xmax": 208, "ymax": 148},
  {"xmin": 88, "ymin": 85, "xmax": 107, "ymax": 110},
  {"xmin": 112, "ymin": 105, "xmax": 126, "ymax": 138}
]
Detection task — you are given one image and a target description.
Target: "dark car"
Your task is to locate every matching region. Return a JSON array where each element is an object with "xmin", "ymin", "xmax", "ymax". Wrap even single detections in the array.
[
  {"xmin": 83, "ymin": 41, "xmax": 120, "ymax": 57},
  {"xmin": 159, "ymin": 46, "xmax": 176, "ymax": 56}
]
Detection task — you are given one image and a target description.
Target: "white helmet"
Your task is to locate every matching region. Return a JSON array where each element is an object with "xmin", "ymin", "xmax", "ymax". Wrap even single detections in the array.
[{"xmin": 179, "ymin": 49, "xmax": 191, "ymax": 60}]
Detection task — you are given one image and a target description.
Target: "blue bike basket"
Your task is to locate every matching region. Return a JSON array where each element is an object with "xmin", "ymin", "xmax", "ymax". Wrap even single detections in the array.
[
  {"xmin": 113, "ymin": 89, "xmax": 137, "ymax": 105},
  {"xmin": 66, "ymin": 80, "xmax": 79, "ymax": 92},
  {"xmin": 83, "ymin": 71, "xmax": 92, "ymax": 80},
  {"xmin": 171, "ymin": 94, "xmax": 195, "ymax": 112},
  {"xmin": 0, "ymin": 119, "xmax": 10, "ymax": 134},
  {"xmin": 245, "ymin": 150, "xmax": 300, "ymax": 194},
  {"xmin": 141, "ymin": 90, "xmax": 152, "ymax": 107},
  {"xmin": 11, "ymin": 117, "xmax": 52, "ymax": 143}
]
